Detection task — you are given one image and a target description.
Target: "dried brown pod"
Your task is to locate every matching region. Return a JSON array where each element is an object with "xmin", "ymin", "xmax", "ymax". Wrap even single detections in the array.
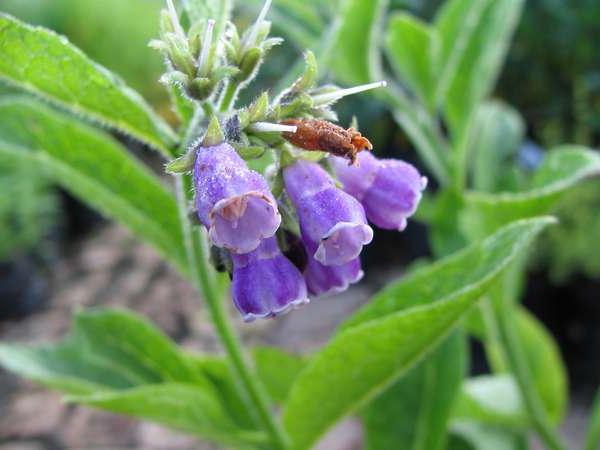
[{"xmin": 280, "ymin": 118, "xmax": 372, "ymax": 164}]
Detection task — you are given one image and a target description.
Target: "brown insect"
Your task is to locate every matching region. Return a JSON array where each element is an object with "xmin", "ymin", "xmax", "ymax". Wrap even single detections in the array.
[{"xmin": 280, "ymin": 119, "xmax": 372, "ymax": 164}]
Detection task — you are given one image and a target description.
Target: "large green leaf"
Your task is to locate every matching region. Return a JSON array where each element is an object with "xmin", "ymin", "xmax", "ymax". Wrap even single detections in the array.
[
  {"xmin": 68, "ymin": 384, "xmax": 263, "ymax": 446},
  {"xmin": 363, "ymin": 333, "xmax": 466, "ymax": 450},
  {"xmin": 0, "ymin": 97, "xmax": 186, "ymax": 272},
  {"xmin": 585, "ymin": 388, "xmax": 600, "ymax": 450},
  {"xmin": 343, "ymin": 218, "xmax": 555, "ymax": 329},
  {"xmin": 385, "ymin": 12, "xmax": 439, "ymax": 109},
  {"xmin": 463, "ymin": 146, "xmax": 600, "ymax": 238},
  {"xmin": 435, "ymin": 0, "xmax": 524, "ymax": 140},
  {"xmin": 0, "ymin": 309, "xmax": 263, "ymax": 447},
  {"xmin": 452, "ymin": 375, "xmax": 528, "ymax": 428},
  {"xmin": 0, "ymin": 309, "xmax": 212, "ymax": 395},
  {"xmin": 0, "ymin": 13, "xmax": 176, "ymax": 155},
  {"xmin": 282, "ymin": 217, "xmax": 554, "ymax": 450},
  {"xmin": 327, "ymin": 0, "xmax": 387, "ymax": 84}
]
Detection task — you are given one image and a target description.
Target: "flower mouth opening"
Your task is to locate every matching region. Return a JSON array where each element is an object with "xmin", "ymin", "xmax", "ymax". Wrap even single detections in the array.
[
  {"xmin": 209, "ymin": 191, "xmax": 281, "ymax": 254},
  {"xmin": 314, "ymin": 222, "xmax": 373, "ymax": 266}
]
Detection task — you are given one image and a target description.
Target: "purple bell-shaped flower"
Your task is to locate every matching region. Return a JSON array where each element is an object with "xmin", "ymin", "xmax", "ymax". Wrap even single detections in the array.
[
  {"xmin": 194, "ymin": 142, "xmax": 281, "ymax": 254},
  {"xmin": 283, "ymin": 160, "xmax": 373, "ymax": 267},
  {"xmin": 331, "ymin": 152, "xmax": 427, "ymax": 231},
  {"xmin": 231, "ymin": 236, "xmax": 309, "ymax": 322}
]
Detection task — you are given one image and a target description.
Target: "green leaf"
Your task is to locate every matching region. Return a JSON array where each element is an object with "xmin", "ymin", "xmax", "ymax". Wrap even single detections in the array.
[
  {"xmin": 512, "ymin": 309, "xmax": 567, "ymax": 425},
  {"xmin": 0, "ymin": 309, "xmax": 212, "ymax": 395},
  {"xmin": 585, "ymin": 388, "xmax": 600, "ymax": 450},
  {"xmin": 452, "ymin": 375, "xmax": 528, "ymax": 428},
  {"xmin": 436, "ymin": 0, "xmax": 524, "ymax": 140},
  {"xmin": 68, "ymin": 383, "xmax": 265, "ymax": 446},
  {"xmin": 470, "ymin": 101, "xmax": 525, "ymax": 192},
  {"xmin": 0, "ymin": 309, "xmax": 264, "ymax": 447},
  {"xmin": 282, "ymin": 217, "xmax": 554, "ymax": 450},
  {"xmin": 327, "ymin": 0, "xmax": 387, "ymax": 84},
  {"xmin": 343, "ymin": 218, "xmax": 555, "ymax": 329},
  {"xmin": 385, "ymin": 12, "xmax": 438, "ymax": 109},
  {"xmin": 363, "ymin": 333, "xmax": 466, "ymax": 450},
  {"xmin": 0, "ymin": 97, "xmax": 186, "ymax": 272},
  {"xmin": 463, "ymin": 146, "xmax": 600, "ymax": 238},
  {"xmin": 253, "ymin": 347, "xmax": 306, "ymax": 403},
  {"xmin": 0, "ymin": 14, "xmax": 176, "ymax": 155}
]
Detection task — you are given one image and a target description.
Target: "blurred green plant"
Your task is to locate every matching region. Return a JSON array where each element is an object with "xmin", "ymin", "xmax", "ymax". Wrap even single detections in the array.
[
  {"xmin": 0, "ymin": 1, "xmax": 598, "ymax": 450},
  {"xmin": 0, "ymin": 157, "xmax": 56, "ymax": 261}
]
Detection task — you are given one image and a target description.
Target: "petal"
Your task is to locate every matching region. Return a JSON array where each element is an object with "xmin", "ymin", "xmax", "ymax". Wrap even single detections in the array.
[
  {"xmin": 330, "ymin": 152, "xmax": 380, "ymax": 201},
  {"xmin": 231, "ymin": 238, "xmax": 309, "ymax": 322},
  {"xmin": 304, "ymin": 255, "xmax": 364, "ymax": 297},
  {"xmin": 362, "ymin": 160, "xmax": 427, "ymax": 230}
]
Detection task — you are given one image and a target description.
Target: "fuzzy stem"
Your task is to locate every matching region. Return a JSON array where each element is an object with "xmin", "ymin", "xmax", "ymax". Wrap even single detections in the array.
[
  {"xmin": 174, "ymin": 109, "xmax": 289, "ymax": 450},
  {"xmin": 219, "ymin": 80, "xmax": 239, "ymax": 112}
]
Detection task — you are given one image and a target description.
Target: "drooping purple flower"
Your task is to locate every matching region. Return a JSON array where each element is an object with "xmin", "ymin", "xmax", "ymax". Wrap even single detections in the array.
[
  {"xmin": 231, "ymin": 236, "xmax": 309, "ymax": 322},
  {"xmin": 283, "ymin": 160, "xmax": 373, "ymax": 267},
  {"xmin": 304, "ymin": 250, "xmax": 364, "ymax": 296},
  {"xmin": 331, "ymin": 152, "xmax": 427, "ymax": 231},
  {"xmin": 194, "ymin": 142, "xmax": 281, "ymax": 254}
]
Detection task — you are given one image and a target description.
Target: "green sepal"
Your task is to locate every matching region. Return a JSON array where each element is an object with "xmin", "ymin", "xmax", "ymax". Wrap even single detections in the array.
[
  {"xmin": 202, "ymin": 116, "xmax": 225, "ymax": 146},
  {"xmin": 165, "ymin": 149, "xmax": 197, "ymax": 174}
]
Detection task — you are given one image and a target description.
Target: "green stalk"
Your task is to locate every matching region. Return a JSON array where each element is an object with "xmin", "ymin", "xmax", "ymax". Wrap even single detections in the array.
[
  {"xmin": 219, "ymin": 80, "xmax": 240, "ymax": 112},
  {"xmin": 493, "ymin": 292, "xmax": 568, "ymax": 450},
  {"xmin": 173, "ymin": 109, "xmax": 289, "ymax": 450}
]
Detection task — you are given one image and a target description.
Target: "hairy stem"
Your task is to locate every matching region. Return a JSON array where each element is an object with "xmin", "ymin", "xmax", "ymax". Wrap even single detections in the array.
[
  {"xmin": 173, "ymin": 109, "xmax": 288, "ymax": 450},
  {"xmin": 219, "ymin": 80, "xmax": 240, "ymax": 112}
]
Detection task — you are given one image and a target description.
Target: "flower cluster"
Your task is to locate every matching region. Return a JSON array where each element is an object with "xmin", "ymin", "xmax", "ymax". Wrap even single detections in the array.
[
  {"xmin": 160, "ymin": 0, "xmax": 426, "ymax": 321},
  {"xmin": 192, "ymin": 137, "xmax": 425, "ymax": 321}
]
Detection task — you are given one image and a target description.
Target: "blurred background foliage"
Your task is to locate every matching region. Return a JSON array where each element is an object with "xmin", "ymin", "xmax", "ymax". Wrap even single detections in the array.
[{"xmin": 0, "ymin": 0, "xmax": 598, "ymax": 332}]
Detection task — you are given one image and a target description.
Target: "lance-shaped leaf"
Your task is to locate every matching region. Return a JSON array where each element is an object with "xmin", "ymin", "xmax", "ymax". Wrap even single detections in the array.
[
  {"xmin": 0, "ymin": 97, "xmax": 186, "ymax": 272},
  {"xmin": 0, "ymin": 14, "xmax": 176, "ymax": 156},
  {"xmin": 0, "ymin": 309, "xmax": 264, "ymax": 447},
  {"xmin": 282, "ymin": 217, "xmax": 554, "ymax": 450},
  {"xmin": 385, "ymin": 12, "xmax": 439, "ymax": 109},
  {"xmin": 463, "ymin": 146, "xmax": 600, "ymax": 238},
  {"xmin": 67, "ymin": 384, "xmax": 265, "ymax": 446},
  {"xmin": 327, "ymin": 0, "xmax": 387, "ymax": 84},
  {"xmin": 435, "ymin": 0, "xmax": 524, "ymax": 140},
  {"xmin": 0, "ymin": 309, "xmax": 212, "ymax": 395},
  {"xmin": 363, "ymin": 332, "xmax": 466, "ymax": 450}
]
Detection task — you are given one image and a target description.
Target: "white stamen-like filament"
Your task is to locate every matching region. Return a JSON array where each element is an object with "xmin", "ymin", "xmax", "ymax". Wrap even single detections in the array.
[
  {"xmin": 198, "ymin": 19, "xmax": 216, "ymax": 74},
  {"xmin": 243, "ymin": 0, "xmax": 272, "ymax": 52},
  {"xmin": 312, "ymin": 81, "xmax": 388, "ymax": 105},
  {"xmin": 249, "ymin": 122, "xmax": 297, "ymax": 133},
  {"xmin": 166, "ymin": 0, "xmax": 186, "ymax": 40}
]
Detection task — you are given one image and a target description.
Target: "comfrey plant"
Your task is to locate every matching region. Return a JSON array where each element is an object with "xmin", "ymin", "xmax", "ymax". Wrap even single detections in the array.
[{"xmin": 0, "ymin": 1, "xmax": 599, "ymax": 450}]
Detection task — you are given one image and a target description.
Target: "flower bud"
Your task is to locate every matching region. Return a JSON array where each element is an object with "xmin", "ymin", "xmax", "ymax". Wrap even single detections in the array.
[
  {"xmin": 193, "ymin": 142, "xmax": 281, "ymax": 254},
  {"xmin": 283, "ymin": 160, "xmax": 373, "ymax": 267},
  {"xmin": 231, "ymin": 237, "xmax": 309, "ymax": 321},
  {"xmin": 331, "ymin": 152, "xmax": 427, "ymax": 231}
]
